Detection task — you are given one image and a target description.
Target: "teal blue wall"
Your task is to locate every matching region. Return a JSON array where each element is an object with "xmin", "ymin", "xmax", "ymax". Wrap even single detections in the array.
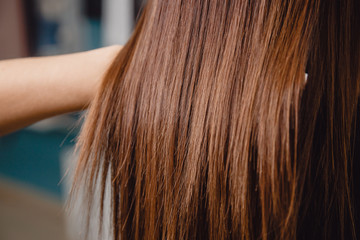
[{"xmin": 0, "ymin": 129, "xmax": 77, "ymax": 199}]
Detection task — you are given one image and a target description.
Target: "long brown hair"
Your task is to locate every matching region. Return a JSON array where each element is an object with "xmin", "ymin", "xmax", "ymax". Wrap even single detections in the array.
[{"xmin": 73, "ymin": 0, "xmax": 360, "ymax": 239}]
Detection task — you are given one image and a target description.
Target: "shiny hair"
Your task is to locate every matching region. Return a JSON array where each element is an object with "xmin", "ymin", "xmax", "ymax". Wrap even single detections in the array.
[{"xmin": 73, "ymin": 0, "xmax": 360, "ymax": 239}]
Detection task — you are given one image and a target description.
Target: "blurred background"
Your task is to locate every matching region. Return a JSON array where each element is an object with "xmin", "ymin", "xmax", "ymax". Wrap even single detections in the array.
[{"xmin": 0, "ymin": 0, "xmax": 145, "ymax": 239}]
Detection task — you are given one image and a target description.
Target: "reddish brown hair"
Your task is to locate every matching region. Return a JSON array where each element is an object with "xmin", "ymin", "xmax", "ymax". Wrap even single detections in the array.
[{"xmin": 73, "ymin": 0, "xmax": 360, "ymax": 239}]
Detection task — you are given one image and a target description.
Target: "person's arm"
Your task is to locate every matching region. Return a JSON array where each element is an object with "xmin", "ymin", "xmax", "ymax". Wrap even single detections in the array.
[{"xmin": 0, "ymin": 45, "xmax": 122, "ymax": 136}]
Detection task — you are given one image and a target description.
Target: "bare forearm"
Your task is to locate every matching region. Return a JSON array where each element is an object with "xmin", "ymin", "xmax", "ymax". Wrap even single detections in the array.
[{"xmin": 0, "ymin": 45, "xmax": 121, "ymax": 136}]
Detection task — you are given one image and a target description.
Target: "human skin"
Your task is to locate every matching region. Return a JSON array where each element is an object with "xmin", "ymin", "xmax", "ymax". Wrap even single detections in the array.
[{"xmin": 0, "ymin": 45, "xmax": 122, "ymax": 136}]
